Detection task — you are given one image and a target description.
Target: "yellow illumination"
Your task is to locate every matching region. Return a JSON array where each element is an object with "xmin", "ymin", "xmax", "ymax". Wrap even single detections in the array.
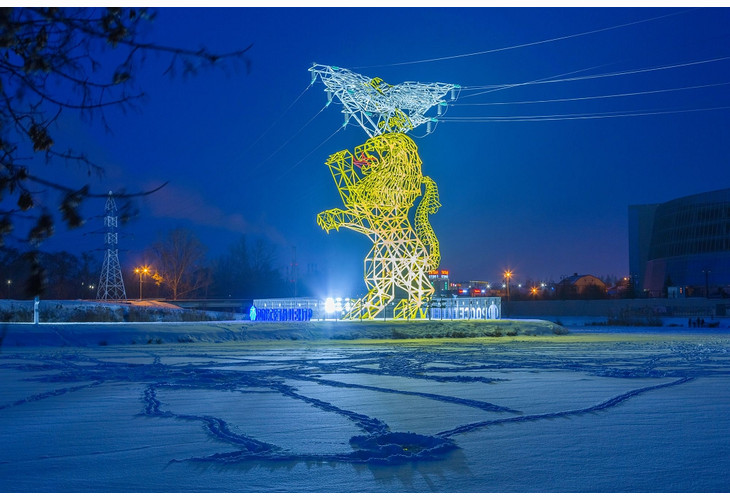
[
  {"xmin": 317, "ymin": 132, "xmax": 440, "ymax": 319},
  {"xmin": 134, "ymin": 266, "xmax": 151, "ymax": 276}
]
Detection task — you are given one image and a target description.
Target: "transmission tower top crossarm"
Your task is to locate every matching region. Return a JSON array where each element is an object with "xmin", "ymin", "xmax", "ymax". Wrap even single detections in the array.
[{"xmin": 309, "ymin": 63, "xmax": 460, "ymax": 137}]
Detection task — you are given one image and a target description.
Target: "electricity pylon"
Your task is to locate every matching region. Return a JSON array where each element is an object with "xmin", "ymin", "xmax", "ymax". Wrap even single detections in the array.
[
  {"xmin": 309, "ymin": 63, "xmax": 459, "ymax": 138},
  {"xmin": 96, "ymin": 191, "xmax": 127, "ymax": 301},
  {"xmin": 311, "ymin": 64, "xmax": 459, "ymax": 319}
]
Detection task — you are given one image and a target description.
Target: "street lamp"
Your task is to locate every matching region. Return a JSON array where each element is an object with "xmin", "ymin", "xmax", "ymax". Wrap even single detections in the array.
[
  {"xmin": 134, "ymin": 266, "xmax": 151, "ymax": 301},
  {"xmin": 503, "ymin": 270, "xmax": 513, "ymax": 302},
  {"xmin": 6, "ymin": 279, "xmax": 11, "ymax": 299},
  {"xmin": 702, "ymin": 269, "xmax": 711, "ymax": 298}
]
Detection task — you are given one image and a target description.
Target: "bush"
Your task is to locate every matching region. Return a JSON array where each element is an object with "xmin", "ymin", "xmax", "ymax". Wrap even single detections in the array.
[
  {"xmin": 608, "ymin": 308, "xmax": 662, "ymax": 327},
  {"xmin": 1, "ymin": 308, "xmax": 32, "ymax": 322},
  {"xmin": 182, "ymin": 310, "xmax": 213, "ymax": 322},
  {"xmin": 391, "ymin": 328, "xmax": 408, "ymax": 339},
  {"xmin": 67, "ymin": 306, "xmax": 121, "ymax": 322}
]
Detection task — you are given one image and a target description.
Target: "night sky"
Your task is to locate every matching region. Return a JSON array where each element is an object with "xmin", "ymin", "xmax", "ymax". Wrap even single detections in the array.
[{"xmin": 36, "ymin": 6, "xmax": 730, "ymax": 297}]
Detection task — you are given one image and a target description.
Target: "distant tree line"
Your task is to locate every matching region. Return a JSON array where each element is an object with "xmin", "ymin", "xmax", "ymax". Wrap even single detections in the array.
[
  {"xmin": 0, "ymin": 227, "xmax": 297, "ymax": 301},
  {"xmin": 481, "ymin": 275, "xmax": 637, "ymax": 301},
  {"xmin": 0, "ymin": 7, "xmax": 252, "ymax": 297}
]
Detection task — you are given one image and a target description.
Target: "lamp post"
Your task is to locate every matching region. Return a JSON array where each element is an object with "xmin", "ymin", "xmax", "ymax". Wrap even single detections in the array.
[
  {"xmin": 503, "ymin": 270, "xmax": 513, "ymax": 302},
  {"xmin": 702, "ymin": 269, "xmax": 711, "ymax": 298},
  {"xmin": 134, "ymin": 266, "xmax": 151, "ymax": 301},
  {"xmin": 6, "ymin": 279, "xmax": 11, "ymax": 299}
]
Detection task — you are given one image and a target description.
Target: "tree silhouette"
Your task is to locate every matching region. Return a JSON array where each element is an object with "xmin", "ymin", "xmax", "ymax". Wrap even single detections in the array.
[
  {"xmin": 0, "ymin": 7, "xmax": 251, "ymax": 295},
  {"xmin": 210, "ymin": 236, "xmax": 286, "ymax": 298},
  {"xmin": 152, "ymin": 227, "xmax": 211, "ymax": 300}
]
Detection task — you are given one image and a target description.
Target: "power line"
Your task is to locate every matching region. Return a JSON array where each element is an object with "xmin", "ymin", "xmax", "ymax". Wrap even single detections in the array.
[
  {"xmin": 439, "ymin": 105, "xmax": 730, "ymax": 123},
  {"xmin": 355, "ymin": 9, "xmax": 694, "ymax": 69},
  {"xmin": 459, "ymin": 57, "xmax": 730, "ymax": 99},
  {"xmin": 243, "ymin": 81, "xmax": 313, "ymax": 154},
  {"xmin": 274, "ymin": 124, "xmax": 344, "ymax": 183},
  {"xmin": 453, "ymin": 81, "xmax": 730, "ymax": 107},
  {"xmin": 459, "ymin": 64, "xmax": 610, "ymax": 100},
  {"xmin": 247, "ymin": 101, "xmax": 330, "ymax": 176}
]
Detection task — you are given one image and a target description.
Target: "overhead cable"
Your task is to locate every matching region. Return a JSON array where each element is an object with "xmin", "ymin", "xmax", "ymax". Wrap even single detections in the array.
[
  {"xmin": 274, "ymin": 124, "xmax": 344, "ymax": 183},
  {"xmin": 248, "ymin": 101, "xmax": 329, "ymax": 175},
  {"xmin": 459, "ymin": 64, "xmax": 609, "ymax": 100},
  {"xmin": 355, "ymin": 9, "xmax": 694, "ymax": 69},
  {"xmin": 439, "ymin": 105, "xmax": 730, "ymax": 122},
  {"xmin": 453, "ymin": 81, "xmax": 730, "ymax": 106},
  {"xmin": 461, "ymin": 56, "xmax": 730, "ymax": 97},
  {"xmin": 244, "ymin": 81, "xmax": 313, "ymax": 153}
]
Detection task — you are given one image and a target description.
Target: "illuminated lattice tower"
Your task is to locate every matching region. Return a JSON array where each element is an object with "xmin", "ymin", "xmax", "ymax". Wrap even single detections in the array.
[
  {"xmin": 96, "ymin": 191, "xmax": 127, "ymax": 301},
  {"xmin": 310, "ymin": 64, "xmax": 459, "ymax": 319}
]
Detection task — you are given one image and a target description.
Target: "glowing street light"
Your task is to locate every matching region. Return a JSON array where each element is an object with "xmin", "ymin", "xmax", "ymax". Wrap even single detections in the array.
[
  {"xmin": 324, "ymin": 297, "xmax": 336, "ymax": 315},
  {"xmin": 134, "ymin": 266, "xmax": 151, "ymax": 301},
  {"xmin": 503, "ymin": 270, "xmax": 513, "ymax": 302}
]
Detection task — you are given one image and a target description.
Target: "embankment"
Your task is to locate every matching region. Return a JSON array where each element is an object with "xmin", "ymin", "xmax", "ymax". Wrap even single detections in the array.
[{"xmin": 0, "ymin": 319, "xmax": 568, "ymax": 347}]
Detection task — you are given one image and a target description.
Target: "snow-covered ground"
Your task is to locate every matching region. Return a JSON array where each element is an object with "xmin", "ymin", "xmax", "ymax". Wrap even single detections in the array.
[{"xmin": 1, "ymin": 324, "xmax": 729, "ymax": 492}]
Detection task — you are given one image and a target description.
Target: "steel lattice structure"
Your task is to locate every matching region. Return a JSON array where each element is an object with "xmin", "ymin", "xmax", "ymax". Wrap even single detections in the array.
[
  {"xmin": 96, "ymin": 192, "xmax": 127, "ymax": 301},
  {"xmin": 312, "ymin": 64, "xmax": 458, "ymax": 319},
  {"xmin": 309, "ymin": 64, "xmax": 459, "ymax": 138}
]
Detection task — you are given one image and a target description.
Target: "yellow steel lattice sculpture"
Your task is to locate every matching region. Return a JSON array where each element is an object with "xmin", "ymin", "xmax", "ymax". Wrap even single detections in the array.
[
  {"xmin": 317, "ymin": 133, "xmax": 441, "ymax": 319},
  {"xmin": 310, "ymin": 64, "xmax": 458, "ymax": 319}
]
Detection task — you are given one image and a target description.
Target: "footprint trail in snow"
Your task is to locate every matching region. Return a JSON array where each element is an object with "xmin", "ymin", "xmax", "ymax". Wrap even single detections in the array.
[{"xmin": 1, "ymin": 337, "xmax": 728, "ymax": 466}]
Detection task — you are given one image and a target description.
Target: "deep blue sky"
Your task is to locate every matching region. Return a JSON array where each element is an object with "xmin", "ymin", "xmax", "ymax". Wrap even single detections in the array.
[{"xmin": 38, "ymin": 6, "xmax": 730, "ymax": 297}]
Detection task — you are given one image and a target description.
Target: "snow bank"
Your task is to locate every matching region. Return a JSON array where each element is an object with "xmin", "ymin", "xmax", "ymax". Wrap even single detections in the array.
[
  {"xmin": 0, "ymin": 318, "xmax": 568, "ymax": 347},
  {"xmin": 0, "ymin": 299, "xmax": 234, "ymax": 323}
]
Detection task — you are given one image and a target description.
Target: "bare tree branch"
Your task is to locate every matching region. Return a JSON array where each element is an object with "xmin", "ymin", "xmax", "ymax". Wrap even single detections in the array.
[{"xmin": 0, "ymin": 6, "xmax": 251, "ymax": 296}]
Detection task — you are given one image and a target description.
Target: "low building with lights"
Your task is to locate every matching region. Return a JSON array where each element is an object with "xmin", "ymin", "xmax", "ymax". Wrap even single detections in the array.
[
  {"xmin": 555, "ymin": 274, "xmax": 607, "ymax": 299},
  {"xmin": 428, "ymin": 269, "xmax": 451, "ymax": 296},
  {"xmin": 428, "ymin": 296, "xmax": 501, "ymax": 320}
]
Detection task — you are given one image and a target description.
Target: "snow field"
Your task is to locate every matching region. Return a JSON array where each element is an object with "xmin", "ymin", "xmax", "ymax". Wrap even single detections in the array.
[{"xmin": 1, "ymin": 330, "xmax": 729, "ymax": 492}]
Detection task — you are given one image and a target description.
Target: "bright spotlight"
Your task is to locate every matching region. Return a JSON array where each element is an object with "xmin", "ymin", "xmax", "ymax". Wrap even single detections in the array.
[{"xmin": 324, "ymin": 297, "xmax": 336, "ymax": 314}]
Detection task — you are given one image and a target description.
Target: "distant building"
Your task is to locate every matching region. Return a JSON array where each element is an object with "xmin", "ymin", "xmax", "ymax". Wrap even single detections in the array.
[
  {"xmin": 428, "ymin": 269, "xmax": 451, "ymax": 296},
  {"xmin": 429, "ymin": 296, "xmax": 501, "ymax": 319},
  {"xmin": 556, "ymin": 274, "xmax": 607, "ymax": 299},
  {"xmin": 629, "ymin": 188, "xmax": 730, "ymax": 297},
  {"xmin": 465, "ymin": 281, "xmax": 491, "ymax": 296}
]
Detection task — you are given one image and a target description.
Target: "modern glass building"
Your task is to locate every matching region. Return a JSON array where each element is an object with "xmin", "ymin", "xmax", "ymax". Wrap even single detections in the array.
[{"xmin": 629, "ymin": 188, "xmax": 730, "ymax": 297}]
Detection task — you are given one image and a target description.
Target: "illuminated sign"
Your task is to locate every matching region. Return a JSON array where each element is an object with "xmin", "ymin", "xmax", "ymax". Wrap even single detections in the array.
[{"xmin": 250, "ymin": 306, "xmax": 313, "ymax": 322}]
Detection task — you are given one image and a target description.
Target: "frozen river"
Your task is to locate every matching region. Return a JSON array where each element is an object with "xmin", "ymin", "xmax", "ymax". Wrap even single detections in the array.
[{"xmin": 1, "ymin": 326, "xmax": 729, "ymax": 492}]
